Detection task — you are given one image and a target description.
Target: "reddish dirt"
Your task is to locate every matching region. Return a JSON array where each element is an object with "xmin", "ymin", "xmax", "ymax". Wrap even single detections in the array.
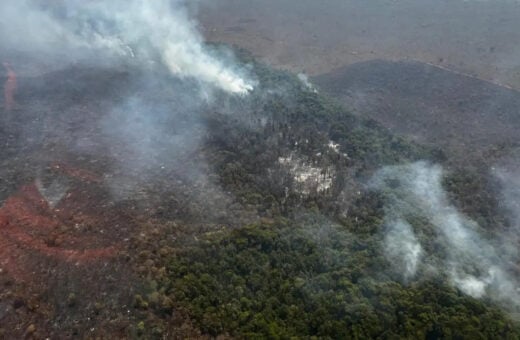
[
  {"xmin": 3, "ymin": 62, "xmax": 16, "ymax": 111},
  {"xmin": 0, "ymin": 162, "xmax": 140, "ymax": 338},
  {"xmin": 0, "ymin": 60, "xmax": 216, "ymax": 338},
  {"xmin": 0, "ymin": 183, "xmax": 118, "ymax": 277}
]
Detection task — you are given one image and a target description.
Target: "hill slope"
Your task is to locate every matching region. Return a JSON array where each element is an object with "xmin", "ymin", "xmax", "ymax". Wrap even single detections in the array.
[{"xmin": 0, "ymin": 55, "xmax": 518, "ymax": 338}]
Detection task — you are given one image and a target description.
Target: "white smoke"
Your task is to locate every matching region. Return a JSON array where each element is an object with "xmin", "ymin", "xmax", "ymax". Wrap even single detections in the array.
[
  {"xmin": 0, "ymin": 0, "xmax": 254, "ymax": 94},
  {"xmin": 297, "ymin": 73, "xmax": 318, "ymax": 93},
  {"xmin": 384, "ymin": 219, "xmax": 422, "ymax": 281},
  {"xmin": 371, "ymin": 161, "xmax": 520, "ymax": 306}
]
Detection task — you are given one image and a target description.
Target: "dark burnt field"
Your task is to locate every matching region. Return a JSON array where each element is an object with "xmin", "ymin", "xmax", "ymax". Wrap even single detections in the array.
[{"xmin": 314, "ymin": 59, "xmax": 520, "ymax": 168}]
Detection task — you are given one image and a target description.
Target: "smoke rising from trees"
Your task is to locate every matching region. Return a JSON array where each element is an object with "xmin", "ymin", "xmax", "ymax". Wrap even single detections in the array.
[{"xmin": 372, "ymin": 161, "xmax": 520, "ymax": 310}]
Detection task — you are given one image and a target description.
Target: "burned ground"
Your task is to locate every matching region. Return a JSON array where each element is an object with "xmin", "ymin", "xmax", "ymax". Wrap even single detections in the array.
[{"xmin": 314, "ymin": 59, "xmax": 520, "ymax": 167}]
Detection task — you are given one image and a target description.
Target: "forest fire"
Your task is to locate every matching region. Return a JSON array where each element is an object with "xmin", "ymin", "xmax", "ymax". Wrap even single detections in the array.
[
  {"xmin": 1, "ymin": 0, "xmax": 520, "ymax": 337},
  {"xmin": 3, "ymin": 62, "xmax": 16, "ymax": 111}
]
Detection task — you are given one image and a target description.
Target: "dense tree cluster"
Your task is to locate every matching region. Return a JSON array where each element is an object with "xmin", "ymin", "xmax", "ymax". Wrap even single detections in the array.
[
  {"xmin": 133, "ymin": 220, "xmax": 516, "ymax": 339},
  {"xmin": 130, "ymin": 56, "xmax": 520, "ymax": 338}
]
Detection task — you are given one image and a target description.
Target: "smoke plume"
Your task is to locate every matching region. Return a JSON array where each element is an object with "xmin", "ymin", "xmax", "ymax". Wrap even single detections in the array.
[
  {"xmin": 0, "ymin": 0, "xmax": 254, "ymax": 94},
  {"xmin": 384, "ymin": 219, "xmax": 422, "ymax": 281},
  {"xmin": 371, "ymin": 161, "xmax": 520, "ymax": 308}
]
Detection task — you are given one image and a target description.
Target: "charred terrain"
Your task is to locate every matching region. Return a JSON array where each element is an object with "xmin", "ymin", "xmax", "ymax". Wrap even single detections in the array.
[{"xmin": 314, "ymin": 59, "xmax": 520, "ymax": 166}]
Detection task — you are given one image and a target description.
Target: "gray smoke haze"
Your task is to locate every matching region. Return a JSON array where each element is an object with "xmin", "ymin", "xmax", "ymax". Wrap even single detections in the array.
[
  {"xmin": 0, "ymin": 0, "xmax": 253, "ymax": 94},
  {"xmin": 371, "ymin": 161, "xmax": 520, "ymax": 309},
  {"xmin": 99, "ymin": 95, "xmax": 203, "ymax": 200},
  {"xmin": 384, "ymin": 219, "xmax": 422, "ymax": 282}
]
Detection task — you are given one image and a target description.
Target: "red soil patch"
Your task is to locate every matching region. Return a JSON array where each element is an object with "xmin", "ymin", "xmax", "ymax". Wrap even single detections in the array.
[{"xmin": 0, "ymin": 165, "xmax": 119, "ymax": 283}]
